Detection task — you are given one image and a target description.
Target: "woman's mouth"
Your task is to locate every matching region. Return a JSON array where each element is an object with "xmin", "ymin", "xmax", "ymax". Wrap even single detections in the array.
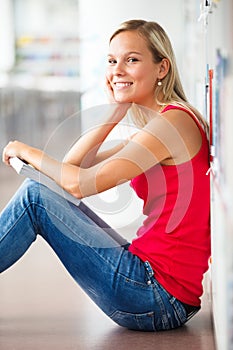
[{"xmin": 114, "ymin": 82, "xmax": 133, "ymax": 89}]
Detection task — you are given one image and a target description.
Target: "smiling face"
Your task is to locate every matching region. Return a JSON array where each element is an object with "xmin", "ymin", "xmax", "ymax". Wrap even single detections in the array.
[{"xmin": 106, "ymin": 30, "xmax": 164, "ymax": 109}]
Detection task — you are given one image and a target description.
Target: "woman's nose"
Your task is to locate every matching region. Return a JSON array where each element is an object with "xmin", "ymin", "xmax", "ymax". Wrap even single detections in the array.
[{"xmin": 113, "ymin": 61, "xmax": 125, "ymax": 75}]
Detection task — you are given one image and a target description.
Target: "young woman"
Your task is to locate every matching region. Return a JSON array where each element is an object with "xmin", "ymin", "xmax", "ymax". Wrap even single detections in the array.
[{"xmin": 1, "ymin": 19, "xmax": 210, "ymax": 331}]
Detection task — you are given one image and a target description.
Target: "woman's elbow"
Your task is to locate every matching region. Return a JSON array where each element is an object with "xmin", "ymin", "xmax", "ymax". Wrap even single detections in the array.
[{"xmin": 63, "ymin": 182, "xmax": 83, "ymax": 199}]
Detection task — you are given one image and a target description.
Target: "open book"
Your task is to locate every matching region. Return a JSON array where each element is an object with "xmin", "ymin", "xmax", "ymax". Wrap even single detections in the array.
[{"xmin": 9, "ymin": 157, "xmax": 80, "ymax": 206}]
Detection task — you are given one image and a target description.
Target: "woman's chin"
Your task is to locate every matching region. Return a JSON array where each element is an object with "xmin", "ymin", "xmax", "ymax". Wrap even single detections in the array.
[{"xmin": 114, "ymin": 95, "xmax": 133, "ymax": 104}]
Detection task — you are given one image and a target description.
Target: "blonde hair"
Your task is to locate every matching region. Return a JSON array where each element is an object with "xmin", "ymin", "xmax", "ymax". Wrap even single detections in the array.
[{"xmin": 110, "ymin": 19, "xmax": 208, "ymax": 133}]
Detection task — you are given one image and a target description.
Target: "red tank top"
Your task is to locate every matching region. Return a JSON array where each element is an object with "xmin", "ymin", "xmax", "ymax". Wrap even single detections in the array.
[{"xmin": 129, "ymin": 105, "xmax": 211, "ymax": 306}]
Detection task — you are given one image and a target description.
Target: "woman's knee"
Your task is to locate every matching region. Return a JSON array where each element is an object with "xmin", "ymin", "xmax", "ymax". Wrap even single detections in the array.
[
  {"xmin": 18, "ymin": 179, "xmax": 41, "ymax": 200},
  {"xmin": 15, "ymin": 179, "xmax": 48, "ymax": 211}
]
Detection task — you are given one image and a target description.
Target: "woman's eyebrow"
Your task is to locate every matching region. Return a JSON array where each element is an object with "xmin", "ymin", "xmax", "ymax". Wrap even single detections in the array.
[{"xmin": 107, "ymin": 51, "xmax": 143, "ymax": 57}]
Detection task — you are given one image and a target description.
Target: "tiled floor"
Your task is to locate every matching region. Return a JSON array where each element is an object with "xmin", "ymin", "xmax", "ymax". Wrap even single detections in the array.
[{"xmin": 0, "ymin": 164, "xmax": 216, "ymax": 350}]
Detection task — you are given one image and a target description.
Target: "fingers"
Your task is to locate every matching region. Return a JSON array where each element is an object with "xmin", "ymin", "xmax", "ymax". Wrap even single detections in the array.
[
  {"xmin": 2, "ymin": 141, "xmax": 13, "ymax": 165},
  {"xmin": 105, "ymin": 77, "xmax": 116, "ymax": 103},
  {"xmin": 2, "ymin": 140, "xmax": 21, "ymax": 165}
]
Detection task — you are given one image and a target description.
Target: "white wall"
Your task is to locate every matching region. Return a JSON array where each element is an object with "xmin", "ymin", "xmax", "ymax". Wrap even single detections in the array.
[{"xmin": 206, "ymin": 1, "xmax": 233, "ymax": 349}]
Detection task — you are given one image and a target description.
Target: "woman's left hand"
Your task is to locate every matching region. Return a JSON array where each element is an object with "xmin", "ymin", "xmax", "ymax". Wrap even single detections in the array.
[{"xmin": 2, "ymin": 140, "xmax": 30, "ymax": 166}]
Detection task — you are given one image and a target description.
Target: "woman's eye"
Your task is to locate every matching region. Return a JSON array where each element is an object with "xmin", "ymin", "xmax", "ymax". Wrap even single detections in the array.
[
  {"xmin": 108, "ymin": 58, "xmax": 116, "ymax": 64},
  {"xmin": 128, "ymin": 57, "xmax": 138, "ymax": 63}
]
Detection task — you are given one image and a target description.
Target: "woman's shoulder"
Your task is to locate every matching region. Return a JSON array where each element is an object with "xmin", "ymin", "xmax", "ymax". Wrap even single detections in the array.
[
  {"xmin": 161, "ymin": 102, "xmax": 195, "ymax": 116},
  {"xmin": 160, "ymin": 103, "xmax": 204, "ymax": 133},
  {"xmin": 161, "ymin": 103, "xmax": 208, "ymax": 134},
  {"xmin": 158, "ymin": 103, "xmax": 204, "ymax": 164}
]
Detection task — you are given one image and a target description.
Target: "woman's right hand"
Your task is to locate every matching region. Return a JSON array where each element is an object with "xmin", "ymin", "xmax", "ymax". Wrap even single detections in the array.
[
  {"xmin": 105, "ymin": 77, "xmax": 116, "ymax": 104},
  {"xmin": 105, "ymin": 77, "xmax": 131, "ymax": 123},
  {"xmin": 2, "ymin": 141, "xmax": 30, "ymax": 166}
]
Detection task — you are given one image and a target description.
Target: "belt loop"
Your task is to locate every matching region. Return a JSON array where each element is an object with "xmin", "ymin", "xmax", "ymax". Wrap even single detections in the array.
[{"xmin": 144, "ymin": 261, "xmax": 154, "ymax": 285}]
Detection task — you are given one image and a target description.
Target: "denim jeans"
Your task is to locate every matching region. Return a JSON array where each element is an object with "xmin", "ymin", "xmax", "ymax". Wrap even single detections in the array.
[{"xmin": 0, "ymin": 179, "xmax": 189, "ymax": 331}]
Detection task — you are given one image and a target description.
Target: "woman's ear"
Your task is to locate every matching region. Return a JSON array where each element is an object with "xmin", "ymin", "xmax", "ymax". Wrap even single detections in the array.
[{"xmin": 158, "ymin": 58, "xmax": 170, "ymax": 79}]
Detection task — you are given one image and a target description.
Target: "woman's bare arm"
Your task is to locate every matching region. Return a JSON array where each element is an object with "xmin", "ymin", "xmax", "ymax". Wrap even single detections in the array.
[{"xmin": 64, "ymin": 103, "xmax": 130, "ymax": 167}]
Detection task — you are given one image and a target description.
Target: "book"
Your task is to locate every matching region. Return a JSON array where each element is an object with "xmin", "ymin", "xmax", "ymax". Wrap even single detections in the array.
[{"xmin": 9, "ymin": 157, "xmax": 80, "ymax": 206}]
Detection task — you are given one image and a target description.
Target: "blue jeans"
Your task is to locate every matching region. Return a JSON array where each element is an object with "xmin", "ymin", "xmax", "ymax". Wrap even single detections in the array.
[{"xmin": 0, "ymin": 179, "xmax": 189, "ymax": 331}]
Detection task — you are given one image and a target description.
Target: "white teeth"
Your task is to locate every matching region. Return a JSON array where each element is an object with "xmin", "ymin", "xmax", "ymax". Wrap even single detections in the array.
[{"xmin": 115, "ymin": 82, "xmax": 132, "ymax": 87}]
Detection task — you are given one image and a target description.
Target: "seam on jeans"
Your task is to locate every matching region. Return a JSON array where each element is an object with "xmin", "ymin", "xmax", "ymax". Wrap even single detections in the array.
[
  {"xmin": 169, "ymin": 296, "xmax": 187, "ymax": 324},
  {"xmin": 151, "ymin": 278, "xmax": 171, "ymax": 329},
  {"xmin": 124, "ymin": 276, "xmax": 150, "ymax": 289}
]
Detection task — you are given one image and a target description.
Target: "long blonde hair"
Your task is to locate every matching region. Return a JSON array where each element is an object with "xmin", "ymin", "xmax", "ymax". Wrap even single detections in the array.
[{"xmin": 110, "ymin": 19, "xmax": 208, "ymax": 133}]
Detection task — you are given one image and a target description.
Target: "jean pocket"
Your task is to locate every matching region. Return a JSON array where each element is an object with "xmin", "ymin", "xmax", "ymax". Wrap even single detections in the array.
[{"xmin": 110, "ymin": 310, "xmax": 156, "ymax": 331}]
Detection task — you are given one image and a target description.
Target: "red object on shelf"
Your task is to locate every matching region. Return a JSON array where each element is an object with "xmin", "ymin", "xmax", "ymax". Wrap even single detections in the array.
[{"xmin": 209, "ymin": 69, "xmax": 214, "ymax": 162}]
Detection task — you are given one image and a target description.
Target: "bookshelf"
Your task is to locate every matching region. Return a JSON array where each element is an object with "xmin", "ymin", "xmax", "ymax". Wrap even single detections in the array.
[{"xmin": 12, "ymin": 0, "xmax": 80, "ymax": 84}]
